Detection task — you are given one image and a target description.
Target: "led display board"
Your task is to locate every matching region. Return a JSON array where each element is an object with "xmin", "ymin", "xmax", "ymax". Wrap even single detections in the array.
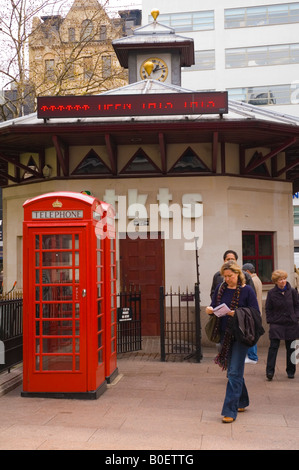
[{"xmin": 37, "ymin": 92, "xmax": 228, "ymax": 119}]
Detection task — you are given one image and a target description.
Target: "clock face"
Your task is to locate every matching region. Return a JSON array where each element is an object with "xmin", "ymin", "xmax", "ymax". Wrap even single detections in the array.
[{"xmin": 140, "ymin": 57, "xmax": 168, "ymax": 82}]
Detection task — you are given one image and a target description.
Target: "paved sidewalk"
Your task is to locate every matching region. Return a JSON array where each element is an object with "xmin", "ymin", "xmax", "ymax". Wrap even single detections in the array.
[{"xmin": 0, "ymin": 347, "xmax": 299, "ymax": 450}]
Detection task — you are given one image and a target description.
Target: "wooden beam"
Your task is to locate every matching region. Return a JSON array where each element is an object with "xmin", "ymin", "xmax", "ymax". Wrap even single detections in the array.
[
  {"xmin": 244, "ymin": 137, "xmax": 296, "ymax": 174},
  {"xmin": 0, "ymin": 169, "xmax": 18, "ymax": 183},
  {"xmin": 212, "ymin": 132, "xmax": 218, "ymax": 173},
  {"xmin": 52, "ymin": 135, "xmax": 68, "ymax": 176},
  {"xmin": 158, "ymin": 132, "xmax": 167, "ymax": 174},
  {"xmin": 0, "ymin": 151, "xmax": 41, "ymax": 177},
  {"xmin": 276, "ymin": 157, "xmax": 299, "ymax": 177},
  {"xmin": 105, "ymin": 133, "xmax": 117, "ymax": 175}
]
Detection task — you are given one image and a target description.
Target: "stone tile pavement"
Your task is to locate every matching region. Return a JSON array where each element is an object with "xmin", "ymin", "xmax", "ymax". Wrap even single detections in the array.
[{"xmin": 0, "ymin": 347, "xmax": 299, "ymax": 450}]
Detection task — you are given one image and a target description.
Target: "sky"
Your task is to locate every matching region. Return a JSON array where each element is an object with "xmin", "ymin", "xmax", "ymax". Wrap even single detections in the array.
[
  {"xmin": 48, "ymin": 0, "xmax": 143, "ymax": 17},
  {"xmin": 105, "ymin": 0, "xmax": 142, "ymax": 16}
]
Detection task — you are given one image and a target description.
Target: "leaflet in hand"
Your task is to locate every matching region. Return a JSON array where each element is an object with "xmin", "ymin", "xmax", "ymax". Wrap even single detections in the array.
[{"xmin": 213, "ymin": 303, "xmax": 231, "ymax": 317}]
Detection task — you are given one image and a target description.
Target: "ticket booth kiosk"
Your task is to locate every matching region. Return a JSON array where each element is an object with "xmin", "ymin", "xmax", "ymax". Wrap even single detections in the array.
[{"xmin": 21, "ymin": 192, "xmax": 117, "ymax": 399}]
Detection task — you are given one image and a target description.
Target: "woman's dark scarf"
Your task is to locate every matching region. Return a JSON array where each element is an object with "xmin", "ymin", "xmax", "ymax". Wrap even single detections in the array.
[{"xmin": 214, "ymin": 281, "xmax": 241, "ymax": 370}]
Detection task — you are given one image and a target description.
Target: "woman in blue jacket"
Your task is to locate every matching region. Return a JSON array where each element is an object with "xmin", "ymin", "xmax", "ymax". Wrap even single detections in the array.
[
  {"xmin": 206, "ymin": 261, "xmax": 260, "ymax": 423},
  {"xmin": 266, "ymin": 270, "xmax": 299, "ymax": 381}
]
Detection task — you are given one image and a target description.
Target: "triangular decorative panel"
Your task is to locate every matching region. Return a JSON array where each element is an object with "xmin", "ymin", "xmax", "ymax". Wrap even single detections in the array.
[
  {"xmin": 23, "ymin": 156, "xmax": 39, "ymax": 180},
  {"xmin": 72, "ymin": 149, "xmax": 111, "ymax": 175},
  {"xmin": 120, "ymin": 148, "xmax": 161, "ymax": 174},
  {"xmin": 247, "ymin": 151, "xmax": 270, "ymax": 177},
  {"xmin": 169, "ymin": 147, "xmax": 210, "ymax": 173}
]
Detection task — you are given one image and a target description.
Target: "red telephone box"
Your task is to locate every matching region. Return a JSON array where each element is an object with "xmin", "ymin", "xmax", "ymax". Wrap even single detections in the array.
[{"xmin": 22, "ymin": 191, "xmax": 117, "ymax": 399}]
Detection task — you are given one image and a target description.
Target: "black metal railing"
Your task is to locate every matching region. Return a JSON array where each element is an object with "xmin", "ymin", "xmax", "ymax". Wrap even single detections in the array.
[
  {"xmin": 0, "ymin": 293, "xmax": 23, "ymax": 373},
  {"xmin": 160, "ymin": 284, "xmax": 202, "ymax": 362},
  {"xmin": 117, "ymin": 288, "xmax": 142, "ymax": 353}
]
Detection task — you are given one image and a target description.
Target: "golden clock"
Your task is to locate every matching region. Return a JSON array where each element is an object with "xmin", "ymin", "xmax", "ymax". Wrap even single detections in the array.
[{"xmin": 140, "ymin": 57, "xmax": 168, "ymax": 82}]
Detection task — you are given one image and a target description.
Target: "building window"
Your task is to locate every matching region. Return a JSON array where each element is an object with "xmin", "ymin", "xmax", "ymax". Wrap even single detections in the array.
[
  {"xmin": 225, "ymin": 3, "xmax": 299, "ymax": 29},
  {"xmin": 68, "ymin": 28, "xmax": 76, "ymax": 42},
  {"xmin": 294, "ymin": 206, "xmax": 299, "ymax": 225},
  {"xmin": 227, "ymin": 83, "xmax": 299, "ymax": 106},
  {"xmin": 242, "ymin": 231, "xmax": 274, "ymax": 283},
  {"xmin": 102, "ymin": 55, "xmax": 111, "ymax": 78},
  {"xmin": 152, "ymin": 10, "xmax": 214, "ymax": 32},
  {"xmin": 183, "ymin": 50, "xmax": 215, "ymax": 71},
  {"xmin": 226, "ymin": 43, "xmax": 299, "ymax": 68},
  {"xmin": 45, "ymin": 59, "xmax": 55, "ymax": 82},
  {"xmin": 81, "ymin": 19, "xmax": 93, "ymax": 40},
  {"xmin": 100, "ymin": 25, "xmax": 107, "ymax": 40}
]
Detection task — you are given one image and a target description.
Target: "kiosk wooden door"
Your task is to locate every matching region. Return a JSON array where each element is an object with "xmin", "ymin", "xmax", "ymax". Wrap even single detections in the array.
[
  {"xmin": 120, "ymin": 235, "xmax": 164, "ymax": 336},
  {"xmin": 25, "ymin": 227, "xmax": 88, "ymax": 392}
]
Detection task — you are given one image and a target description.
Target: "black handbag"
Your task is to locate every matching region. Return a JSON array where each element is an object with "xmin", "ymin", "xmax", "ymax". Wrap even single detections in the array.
[{"xmin": 205, "ymin": 314, "xmax": 221, "ymax": 343}]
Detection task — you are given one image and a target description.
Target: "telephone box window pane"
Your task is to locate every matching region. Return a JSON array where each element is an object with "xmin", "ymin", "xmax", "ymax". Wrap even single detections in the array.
[
  {"xmin": 75, "ymin": 321, "xmax": 80, "ymax": 336},
  {"xmin": 35, "ymin": 269, "xmax": 40, "ymax": 284},
  {"xmin": 98, "ymin": 315, "xmax": 102, "ymax": 331},
  {"xmin": 35, "ymin": 252, "xmax": 40, "ymax": 267},
  {"xmin": 75, "ymin": 338, "xmax": 80, "ymax": 353},
  {"xmin": 75, "ymin": 234, "xmax": 79, "ymax": 249},
  {"xmin": 42, "ymin": 356, "xmax": 73, "ymax": 371},
  {"xmin": 42, "ymin": 252, "xmax": 73, "ymax": 267},
  {"xmin": 36, "ymin": 321, "xmax": 40, "ymax": 336},
  {"xmin": 42, "ymin": 234, "xmax": 72, "ymax": 249},
  {"xmin": 35, "ymin": 235, "xmax": 40, "ymax": 249},
  {"xmin": 42, "ymin": 286, "xmax": 73, "ymax": 301},
  {"xmin": 42, "ymin": 337, "xmax": 73, "ymax": 353},
  {"xmin": 75, "ymin": 269, "xmax": 79, "ymax": 282},
  {"xmin": 42, "ymin": 303, "xmax": 72, "ymax": 318},
  {"xmin": 98, "ymin": 333, "xmax": 102, "ymax": 348},
  {"xmin": 35, "ymin": 356, "xmax": 40, "ymax": 370},
  {"xmin": 36, "ymin": 338, "xmax": 40, "ymax": 353},
  {"xmin": 111, "ymin": 339, "xmax": 115, "ymax": 353},
  {"xmin": 75, "ymin": 355, "xmax": 80, "ymax": 370},
  {"xmin": 42, "ymin": 320, "xmax": 73, "ymax": 336},
  {"xmin": 111, "ymin": 266, "xmax": 115, "ymax": 279},
  {"xmin": 35, "ymin": 287, "xmax": 40, "ymax": 301},
  {"xmin": 35, "ymin": 304, "xmax": 40, "ymax": 318},
  {"xmin": 42, "ymin": 303, "xmax": 52, "ymax": 318},
  {"xmin": 75, "ymin": 303, "xmax": 80, "ymax": 318},
  {"xmin": 42, "ymin": 269, "xmax": 73, "ymax": 283},
  {"xmin": 75, "ymin": 252, "xmax": 79, "ymax": 266}
]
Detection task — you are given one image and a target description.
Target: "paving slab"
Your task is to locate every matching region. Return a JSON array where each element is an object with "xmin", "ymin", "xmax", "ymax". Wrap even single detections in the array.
[{"xmin": 0, "ymin": 347, "xmax": 299, "ymax": 450}]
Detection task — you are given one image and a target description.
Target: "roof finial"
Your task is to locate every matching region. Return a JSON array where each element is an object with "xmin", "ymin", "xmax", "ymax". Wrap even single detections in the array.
[{"xmin": 151, "ymin": 9, "xmax": 160, "ymax": 21}]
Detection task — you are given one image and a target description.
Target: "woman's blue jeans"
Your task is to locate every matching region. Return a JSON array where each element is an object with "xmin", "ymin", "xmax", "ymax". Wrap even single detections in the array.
[{"xmin": 221, "ymin": 340, "xmax": 249, "ymax": 419}]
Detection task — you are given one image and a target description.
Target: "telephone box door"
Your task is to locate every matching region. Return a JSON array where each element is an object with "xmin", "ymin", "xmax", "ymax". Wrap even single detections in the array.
[{"xmin": 24, "ymin": 226, "xmax": 88, "ymax": 393}]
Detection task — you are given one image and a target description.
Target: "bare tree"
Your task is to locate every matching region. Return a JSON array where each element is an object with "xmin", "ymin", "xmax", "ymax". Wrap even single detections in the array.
[{"xmin": 0, "ymin": 0, "xmax": 128, "ymax": 121}]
